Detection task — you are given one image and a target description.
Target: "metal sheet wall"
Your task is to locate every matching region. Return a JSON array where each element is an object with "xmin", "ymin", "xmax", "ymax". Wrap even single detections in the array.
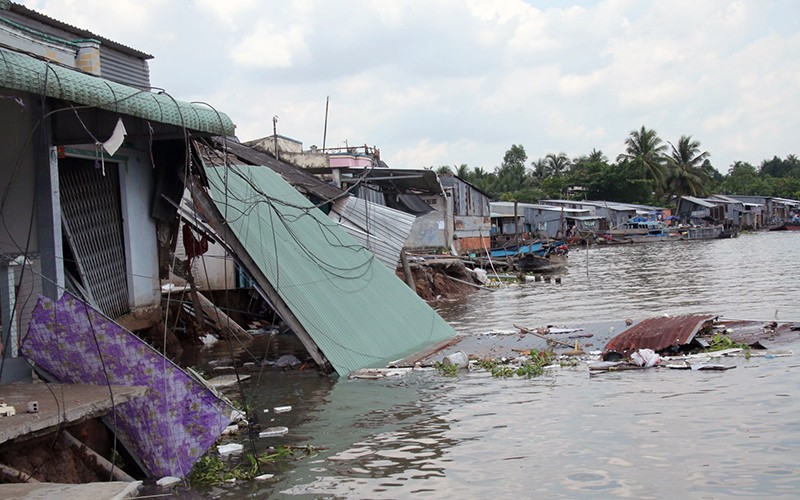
[{"xmin": 59, "ymin": 160, "xmax": 130, "ymax": 318}]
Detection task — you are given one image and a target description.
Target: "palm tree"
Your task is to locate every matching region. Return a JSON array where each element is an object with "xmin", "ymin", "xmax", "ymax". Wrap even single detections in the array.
[
  {"xmin": 617, "ymin": 126, "xmax": 668, "ymax": 192},
  {"xmin": 530, "ymin": 157, "xmax": 550, "ymax": 185},
  {"xmin": 455, "ymin": 164, "xmax": 471, "ymax": 179},
  {"xmin": 666, "ymin": 135, "xmax": 711, "ymax": 200},
  {"xmin": 435, "ymin": 165, "xmax": 453, "ymax": 175},
  {"xmin": 587, "ymin": 149, "xmax": 606, "ymax": 163},
  {"xmin": 545, "ymin": 152, "xmax": 571, "ymax": 177}
]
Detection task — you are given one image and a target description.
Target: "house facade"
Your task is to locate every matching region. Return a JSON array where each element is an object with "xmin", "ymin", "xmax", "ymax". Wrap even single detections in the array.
[{"xmin": 0, "ymin": 3, "xmax": 234, "ymax": 381}]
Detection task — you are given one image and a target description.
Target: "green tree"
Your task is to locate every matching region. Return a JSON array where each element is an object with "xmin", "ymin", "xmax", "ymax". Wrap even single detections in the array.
[
  {"xmin": 494, "ymin": 144, "xmax": 531, "ymax": 194},
  {"xmin": 665, "ymin": 135, "xmax": 711, "ymax": 201},
  {"xmin": 571, "ymin": 160, "xmax": 652, "ymax": 203},
  {"xmin": 530, "ymin": 157, "xmax": 549, "ymax": 186},
  {"xmin": 544, "ymin": 152, "xmax": 571, "ymax": 177},
  {"xmin": 617, "ymin": 126, "xmax": 668, "ymax": 194},
  {"xmin": 721, "ymin": 161, "xmax": 771, "ymax": 195},
  {"xmin": 436, "ymin": 165, "xmax": 453, "ymax": 174}
]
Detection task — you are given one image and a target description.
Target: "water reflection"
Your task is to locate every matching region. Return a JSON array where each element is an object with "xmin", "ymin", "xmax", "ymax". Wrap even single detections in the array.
[{"xmin": 437, "ymin": 231, "xmax": 800, "ymax": 332}]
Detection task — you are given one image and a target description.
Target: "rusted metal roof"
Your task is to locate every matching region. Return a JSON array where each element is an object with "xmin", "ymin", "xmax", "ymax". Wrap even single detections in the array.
[{"xmin": 604, "ymin": 314, "xmax": 716, "ymax": 355}]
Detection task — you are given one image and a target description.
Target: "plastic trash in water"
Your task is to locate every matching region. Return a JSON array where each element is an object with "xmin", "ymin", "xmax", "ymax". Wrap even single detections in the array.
[
  {"xmin": 631, "ymin": 348, "xmax": 661, "ymax": 368},
  {"xmin": 273, "ymin": 405, "xmax": 292, "ymax": 413},
  {"xmin": 259, "ymin": 426, "xmax": 289, "ymax": 438},
  {"xmin": 157, "ymin": 476, "xmax": 181, "ymax": 487},
  {"xmin": 442, "ymin": 351, "xmax": 469, "ymax": 369},
  {"xmin": 217, "ymin": 443, "xmax": 244, "ymax": 456}
]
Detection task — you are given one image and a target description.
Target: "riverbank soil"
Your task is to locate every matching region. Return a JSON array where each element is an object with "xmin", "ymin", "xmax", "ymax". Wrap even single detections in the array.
[
  {"xmin": 399, "ymin": 258, "xmax": 477, "ymax": 301},
  {"xmin": 0, "ymin": 432, "xmax": 107, "ymax": 483}
]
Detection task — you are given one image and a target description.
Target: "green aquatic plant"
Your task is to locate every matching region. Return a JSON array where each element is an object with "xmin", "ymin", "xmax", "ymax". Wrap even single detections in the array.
[
  {"xmin": 434, "ymin": 361, "xmax": 459, "ymax": 376},
  {"xmin": 474, "ymin": 350, "xmax": 556, "ymax": 379},
  {"xmin": 189, "ymin": 453, "xmax": 258, "ymax": 485},
  {"xmin": 707, "ymin": 333, "xmax": 750, "ymax": 352},
  {"xmin": 189, "ymin": 445, "xmax": 318, "ymax": 485}
]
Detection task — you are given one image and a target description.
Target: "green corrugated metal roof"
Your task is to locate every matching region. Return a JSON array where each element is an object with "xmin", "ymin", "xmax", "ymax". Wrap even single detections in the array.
[
  {"xmin": 0, "ymin": 47, "xmax": 234, "ymax": 135},
  {"xmin": 204, "ymin": 164, "xmax": 456, "ymax": 375}
]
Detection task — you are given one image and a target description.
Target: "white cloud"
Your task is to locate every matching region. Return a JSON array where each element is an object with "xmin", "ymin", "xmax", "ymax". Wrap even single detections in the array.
[
  {"xmin": 393, "ymin": 139, "xmax": 451, "ymax": 168},
  {"xmin": 230, "ymin": 22, "xmax": 309, "ymax": 68},
  {"xmin": 16, "ymin": 0, "xmax": 800, "ymax": 173},
  {"xmin": 194, "ymin": 0, "xmax": 258, "ymax": 29}
]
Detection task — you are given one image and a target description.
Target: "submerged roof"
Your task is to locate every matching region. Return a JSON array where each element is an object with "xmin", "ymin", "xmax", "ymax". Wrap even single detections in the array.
[
  {"xmin": 0, "ymin": 47, "xmax": 234, "ymax": 135},
  {"xmin": 604, "ymin": 314, "xmax": 716, "ymax": 355},
  {"xmin": 202, "ymin": 164, "xmax": 456, "ymax": 375}
]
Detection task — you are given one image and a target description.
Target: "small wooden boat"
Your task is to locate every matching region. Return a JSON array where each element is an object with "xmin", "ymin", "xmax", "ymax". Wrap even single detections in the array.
[{"xmin": 769, "ymin": 219, "xmax": 800, "ymax": 231}]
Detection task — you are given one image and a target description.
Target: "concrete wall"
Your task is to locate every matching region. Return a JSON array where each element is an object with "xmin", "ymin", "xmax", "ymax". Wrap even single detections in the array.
[
  {"xmin": 0, "ymin": 94, "xmax": 42, "ymax": 375},
  {"xmin": 0, "ymin": 22, "xmax": 75, "ymax": 67},
  {"xmin": 0, "ymin": 95, "xmax": 38, "ymax": 257}
]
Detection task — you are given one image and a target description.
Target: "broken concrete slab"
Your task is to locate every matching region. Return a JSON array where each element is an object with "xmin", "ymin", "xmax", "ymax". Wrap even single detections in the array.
[
  {"xmin": 0, "ymin": 382, "xmax": 146, "ymax": 445},
  {"xmin": 0, "ymin": 480, "xmax": 141, "ymax": 499}
]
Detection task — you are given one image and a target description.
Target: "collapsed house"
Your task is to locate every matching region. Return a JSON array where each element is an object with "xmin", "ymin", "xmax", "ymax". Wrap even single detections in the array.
[
  {"xmin": 0, "ymin": 1, "xmax": 457, "ymax": 485},
  {"xmin": 187, "ymin": 143, "xmax": 456, "ymax": 375},
  {"xmin": 0, "ymin": 1, "xmax": 237, "ymax": 482}
]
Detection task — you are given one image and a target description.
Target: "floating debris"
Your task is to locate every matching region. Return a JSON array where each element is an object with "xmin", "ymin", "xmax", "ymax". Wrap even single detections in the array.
[
  {"xmin": 217, "ymin": 443, "xmax": 244, "ymax": 457},
  {"xmin": 260, "ymin": 427, "xmax": 289, "ymax": 438}
]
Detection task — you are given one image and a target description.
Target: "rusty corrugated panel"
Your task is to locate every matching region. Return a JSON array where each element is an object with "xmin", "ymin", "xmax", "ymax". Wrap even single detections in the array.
[{"xmin": 604, "ymin": 315, "xmax": 715, "ymax": 355}]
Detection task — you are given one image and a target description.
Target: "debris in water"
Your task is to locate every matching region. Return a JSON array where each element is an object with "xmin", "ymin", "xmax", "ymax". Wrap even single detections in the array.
[
  {"xmin": 157, "ymin": 476, "xmax": 181, "ymax": 487},
  {"xmin": 260, "ymin": 427, "xmax": 289, "ymax": 438},
  {"xmin": 217, "ymin": 443, "xmax": 244, "ymax": 456}
]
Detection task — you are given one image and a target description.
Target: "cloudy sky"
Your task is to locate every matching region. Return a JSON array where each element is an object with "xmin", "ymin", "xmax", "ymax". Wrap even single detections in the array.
[{"xmin": 25, "ymin": 0, "xmax": 800, "ymax": 173}]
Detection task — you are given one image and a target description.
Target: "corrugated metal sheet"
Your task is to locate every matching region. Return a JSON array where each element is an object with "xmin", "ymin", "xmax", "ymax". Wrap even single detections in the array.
[
  {"xmin": 5, "ymin": 3, "xmax": 154, "ymax": 59},
  {"xmin": 329, "ymin": 196, "xmax": 414, "ymax": 270},
  {"xmin": 202, "ymin": 164, "xmax": 455, "ymax": 375},
  {"xmin": 99, "ymin": 51, "xmax": 150, "ymax": 88},
  {"xmin": 604, "ymin": 315, "xmax": 715, "ymax": 355},
  {"xmin": 59, "ymin": 160, "xmax": 130, "ymax": 319},
  {"xmin": 0, "ymin": 47, "xmax": 234, "ymax": 135},
  {"xmin": 440, "ymin": 175, "xmax": 491, "ymax": 216}
]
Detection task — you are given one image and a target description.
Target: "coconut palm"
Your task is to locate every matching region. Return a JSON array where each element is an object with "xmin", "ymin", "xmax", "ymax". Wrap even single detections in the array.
[
  {"xmin": 617, "ymin": 126, "xmax": 668, "ymax": 192},
  {"xmin": 435, "ymin": 165, "xmax": 453, "ymax": 175},
  {"xmin": 665, "ymin": 135, "xmax": 711, "ymax": 200},
  {"xmin": 545, "ymin": 152, "xmax": 572, "ymax": 177},
  {"xmin": 530, "ymin": 157, "xmax": 550, "ymax": 185},
  {"xmin": 587, "ymin": 149, "xmax": 606, "ymax": 163}
]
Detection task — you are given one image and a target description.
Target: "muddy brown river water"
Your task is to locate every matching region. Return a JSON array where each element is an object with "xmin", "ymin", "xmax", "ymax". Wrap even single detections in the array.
[{"xmin": 185, "ymin": 230, "xmax": 800, "ymax": 498}]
